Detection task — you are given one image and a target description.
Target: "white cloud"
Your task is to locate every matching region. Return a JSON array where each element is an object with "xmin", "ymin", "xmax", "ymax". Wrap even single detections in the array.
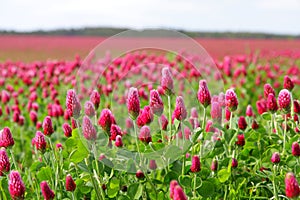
[
  {"xmin": 257, "ymin": 0, "xmax": 300, "ymax": 10},
  {"xmin": 0, "ymin": 0, "xmax": 299, "ymax": 34}
]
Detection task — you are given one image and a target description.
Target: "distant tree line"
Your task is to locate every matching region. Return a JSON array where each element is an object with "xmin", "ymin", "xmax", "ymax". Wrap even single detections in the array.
[{"xmin": 0, "ymin": 27, "xmax": 299, "ymax": 39}]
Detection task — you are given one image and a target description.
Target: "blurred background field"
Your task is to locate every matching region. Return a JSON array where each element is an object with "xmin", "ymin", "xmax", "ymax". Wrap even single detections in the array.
[{"xmin": 1, "ymin": 35, "xmax": 300, "ymax": 62}]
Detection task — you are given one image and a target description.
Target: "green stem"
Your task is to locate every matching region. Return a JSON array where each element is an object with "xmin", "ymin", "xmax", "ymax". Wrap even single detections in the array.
[
  {"xmin": 228, "ymin": 131, "xmax": 238, "ymax": 157},
  {"xmin": 90, "ymin": 173, "xmax": 102, "ymax": 200},
  {"xmin": 142, "ymin": 184, "xmax": 147, "ymax": 199},
  {"xmin": 168, "ymin": 95, "xmax": 172, "ymax": 144},
  {"xmin": 85, "ymin": 158, "xmax": 102, "ymax": 200},
  {"xmin": 27, "ymin": 169, "xmax": 39, "ymax": 199},
  {"xmin": 92, "ymin": 142, "xmax": 99, "ymax": 174},
  {"xmin": 42, "ymin": 153, "xmax": 54, "ymax": 189},
  {"xmin": 9, "ymin": 148, "xmax": 18, "ymax": 171},
  {"xmin": 193, "ymin": 173, "xmax": 197, "ymax": 198},
  {"xmin": 272, "ymin": 165, "xmax": 279, "ymax": 200},
  {"xmin": 47, "ymin": 137, "xmax": 58, "ymax": 191},
  {"xmin": 181, "ymin": 122, "xmax": 185, "ymax": 175},
  {"xmin": 133, "ymin": 120, "xmax": 142, "ymax": 166},
  {"xmin": 92, "ymin": 143, "xmax": 105, "ymax": 199},
  {"xmin": 0, "ymin": 178, "xmax": 7, "ymax": 200},
  {"xmin": 71, "ymin": 192, "xmax": 76, "ymax": 200},
  {"xmin": 55, "ymin": 118, "xmax": 61, "ymax": 143},
  {"xmin": 221, "ymin": 129, "xmax": 229, "ymax": 157},
  {"xmin": 224, "ymin": 185, "xmax": 228, "ymax": 200},
  {"xmin": 202, "ymin": 107, "xmax": 207, "ymax": 133},
  {"xmin": 283, "ymin": 114, "xmax": 287, "ymax": 155},
  {"xmin": 55, "ymin": 164, "xmax": 59, "ymax": 192},
  {"xmin": 274, "ymin": 113, "xmax": 279, "ymax": 134},
  {"xmin": 200, "ymin": 107, "xmax": 206, "ymax": 158},
  {"xmin": 229, "ymin": 111, "xmax": 233, "ymax": 129},
  {"xmin": 144, "ymin": 171, "xmax": 157, "ymax": 199},
  {"xmin": 271, "ymin": 113, "xmax": 274, "ymax": 134}
]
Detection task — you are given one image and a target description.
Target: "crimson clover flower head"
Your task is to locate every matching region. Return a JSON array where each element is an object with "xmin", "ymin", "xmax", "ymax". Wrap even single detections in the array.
[
  {"xmin": 173, "ymin": 185, "xmax": 188, "ymax": 200},
  {"xmin": 149, "ymin": 160, "xmax": 157, "ymax": 170},
  {"xmin": 267, "ymin": 93, "xmax": 278, "ymax": 113},
  {"xmin": 33, "ymin": 131, "xmax": 47, "ymax": 152},
  {"xmin": 1, "ymin": 90, "xmax": 10, "ymax": 104},
  {"xmin": 190, "ymin": 107, "xmax": 198, "ymax": 119},
  {"xmin": 0, "ymin": 147, "xmax": 10, "ymax": 175},
  {"xmin": 0, "ymin": 127, "xmax": 15, "ymax": 148},
  {"xmin": 190, "ymin": 155, "xmax": 201, "ymax": 173},
  {"xmin": 40, "ymin": 181, "xmax": 55, "ymax": 200},
  {"xmin": 115, "ymin": 135, "xmax": 123, "ymax": 147},
  {"xmin": 278, "ymin": 89, "xmax": 291, "ymax": 113},
  {"xmin": 84, "ymin": 100, "xmax": 96, "ymax": 117},
  {"xmin": 110, "ymin": 124, "xmax": 122, "ymax": 141},
  {"xmin": 139, "ymin": 126, "xmax": 152, "ymax": 143},
  {"xmin": 127, "ymin": 87, "xmax": 140, "ymax": 120},
  {"xmin": 256, "ymin": 99, "xmax": 267, "ymax": 115},
  {"xmin": 211, "ymin": 102, "xmax": 222, "ymax": 124},
  {"xmin": 246, "ymin": 105, "xmax": 254, "ymax": 117},
  {"xmin": 90, "ymin": 89, "xmax": 101, "ymax": 109},
  {"xmin": 292, "ymin": 142, "xmax": 300, "ymax": 157},
  {"xmin": 66, "ymin": 89, "xmax": 81, "ymax": 118},
  {"xmin": 225, "ymin": 107, "xmax": 231, "ymax": 121},
  {"xmin": 232, "ymin": 158, "xmax": 238, "ymax": 168},
  {"xmin": 137, "ymin": 105, "xmax": 154, "ymax": 127},
  {"xmin": 169, "ymin": 180, "xmax": 179, "ymax": 199},
  {"xmin": 160, "ymin": 114, "xmax": 168, "ymax": 131},
  {"xmin": 173, "ymin": 96, "xmax": 187, "ymax": 121},
  {"xmin": 66, "ymin": 174, "xmax": 76, "ymax": 191},
  {"xmin": 225, "ymin": 89, "xmax": 238, "ymax": 112},
  {"xmin": 271, "ymin": 152, "xmax": 280, "ymax": 164},
  {"xmin": 236, "ymin": 134, "xmax": 245, "ymax": 146},
  {"xmin": 197, "ymin": 80, "xmax": 211, "ymax": 108},
  {"xmin": 285, "ymin": 172, "xmax": 300, "ymax": 198},
  {"xmin": 284, "ymin": 75, "xmax": 294, "ymax": 91},
  {"xmin": 136, "ymin": 170, "xmax": 145, "ymax": 179},
  {"xmin": 211, "ymin": 159, "xmax": 218, "ymax": 171},
  {"xmin": 82, "ymin": 115, "xmax": 97, "ymax": 140},
  {"xmin": 238, "ymin": 116, "xmax": 247, "ymax": 130},
  {"xmin": 98, "ymin": 108, "xmax": 116, "ymax": 132},
  {"xmin": 218, "ymin": 92, "xmax": 226, "ymax": 107},
  {"xmin": 264, "ymin": 83, "xmax": 275, "ymax": 99},
  {"xmin": 42, "ymin": 116, "xmax": 54, "ymax": 136},
  {"xmin": 62, "ymin": 123, "xmax": 72, "ymax": 137},
  {"xmin": 161, "ymin": 67, "xmax": 174, "ymax": 95},
  {"xmin": 294, "ymin": 100, "xmax": 300, "ymax": 114},
  {"xmin": 8, "ymin": 170, "xmax": 25, "ymax": 200},
  {"xmin": 149, "ymin": 89, "xmax": 164, "ymax": 116}
]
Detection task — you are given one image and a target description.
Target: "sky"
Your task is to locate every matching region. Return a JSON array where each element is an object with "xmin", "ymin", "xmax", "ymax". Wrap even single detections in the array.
[{"xmin": 0, "ymin": 0, "xmax": 300, "ymax": 35}]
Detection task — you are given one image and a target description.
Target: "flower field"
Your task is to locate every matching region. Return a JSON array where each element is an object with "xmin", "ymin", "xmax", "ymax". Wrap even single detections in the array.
[
  {"xmin": 1, "ymin": 35, "xmax": 300, "ymax": 61},
  {"xmin": 0, "ymin": 35, "xmax": 300, "ymax": 199}
]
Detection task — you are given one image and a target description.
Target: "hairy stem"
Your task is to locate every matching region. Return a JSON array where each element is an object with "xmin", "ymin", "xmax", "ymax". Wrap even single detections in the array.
[
  {"xmin": 133, "ymin": 120, "xmax": 142, "ymax": 166},
  {"xmin": 92, "ymin": 142, "xmax": 105, "ymax": 199},
  {"xmin": 85, "ymin": 158, "xmax": 102, "ymax": 200},
  {"xmin": 168, "ymin": 95, "xmax": 172, "ymax": 144},
  {"xmin": 283, "ymin": 114, "xmax": 287, "ymax": 155},
  {"xmin": 229, "ymin": 111, "xmax": 233, "ymax": 129},
  {"xmin": 193, "ymin": 173, "xmax": 197, "ymax": 198},
  {"xmin": 272, "ymin": 165, "xmax": 279, "ymax": 200}
]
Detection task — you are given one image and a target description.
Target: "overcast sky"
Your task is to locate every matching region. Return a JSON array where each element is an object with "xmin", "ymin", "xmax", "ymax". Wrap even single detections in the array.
[{"xmin": 1, "ymin": 0, "xmax": 299, "ymax": 35}]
